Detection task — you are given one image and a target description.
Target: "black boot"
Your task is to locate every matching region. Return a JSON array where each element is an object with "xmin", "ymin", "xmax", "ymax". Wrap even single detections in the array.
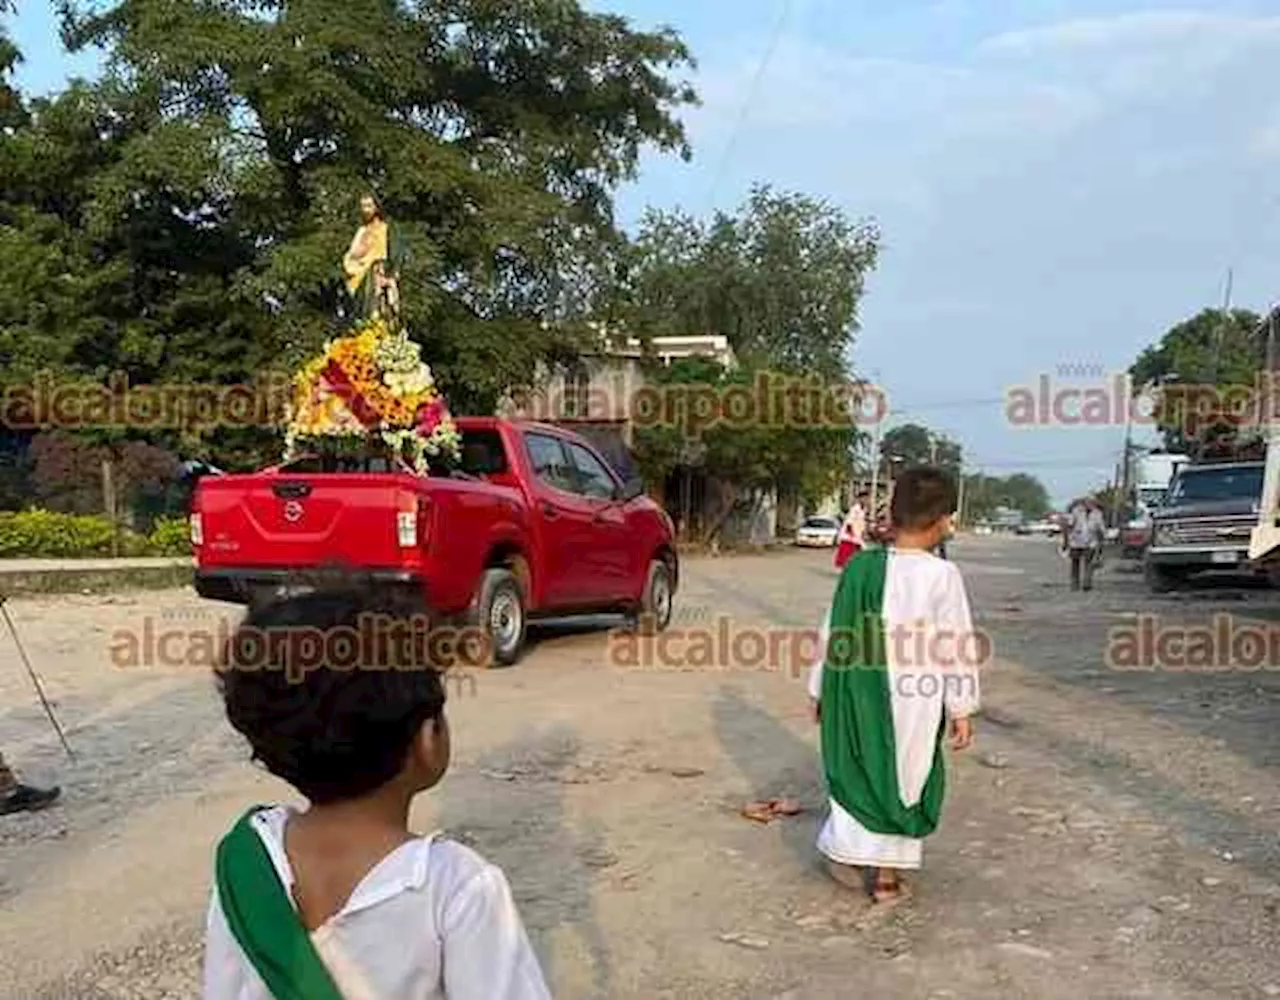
[{"xmin": 0, "ymin": 784, "xmax": 61, "ymax": 816}]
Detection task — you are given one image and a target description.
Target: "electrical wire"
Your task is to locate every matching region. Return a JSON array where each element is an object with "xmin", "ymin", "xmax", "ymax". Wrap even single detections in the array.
[{"xmin": 702, "ymin": 0, "xmax": 796, "ymax": 210}]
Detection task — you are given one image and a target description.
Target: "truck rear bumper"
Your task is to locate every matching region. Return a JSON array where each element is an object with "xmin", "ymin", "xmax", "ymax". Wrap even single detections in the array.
[{"xmin": 195, "ymin": 567, "xmax": 421, "ymax": 605}]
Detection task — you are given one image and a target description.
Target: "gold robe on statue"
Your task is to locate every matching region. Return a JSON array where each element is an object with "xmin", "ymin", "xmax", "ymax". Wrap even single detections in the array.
[{"xmin": 343, "ymin": 219, "xmax": 388, "ymax": 297}]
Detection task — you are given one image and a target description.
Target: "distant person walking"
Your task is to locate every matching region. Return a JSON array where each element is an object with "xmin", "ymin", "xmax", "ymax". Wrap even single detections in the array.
[
  {"xmin": 1063, "ymin": 498, "xmax": 1106, "ymax": 591},
  {"xmin": 834, "ymin": 494, "xmax": 869, "ymax": 570}
]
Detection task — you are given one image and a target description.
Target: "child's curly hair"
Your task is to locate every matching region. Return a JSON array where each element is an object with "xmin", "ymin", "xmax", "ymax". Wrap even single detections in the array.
[{"xmin": 217, "ymin": 585, "xmax": 446, "ymax": 804}]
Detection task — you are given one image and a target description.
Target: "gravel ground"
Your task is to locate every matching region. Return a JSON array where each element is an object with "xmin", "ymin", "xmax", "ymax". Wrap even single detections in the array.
[{"xmin": 2, "ymin": 537, "xmax": 1279, "ymax": 999}]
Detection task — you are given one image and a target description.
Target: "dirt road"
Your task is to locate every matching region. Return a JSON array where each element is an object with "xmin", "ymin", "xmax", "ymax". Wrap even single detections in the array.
[{"xmin": 2, "ymin": 537, "xmax": 1279, "ymax": 999}]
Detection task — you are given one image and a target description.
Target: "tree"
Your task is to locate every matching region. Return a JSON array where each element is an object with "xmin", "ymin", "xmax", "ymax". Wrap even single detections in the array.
[
  {"xmin": 1130, "ymin": 307, "xmax": 1264, "ymax": 452},
  {"xmin": 633, "ymin": 356, "xmax": 855, "ymax": 544},
  {"xmin": 57, "ymin": 0, "xmax": 698, "ymax": 412},
  {"xmin": 0, "ymin": 77, "xmax": 283, "ymax": 508},
  {"xmin": 1, "ymin": 1, "xmax": 24, "ymax": 130},
  {"xmin": 880, "ymin": 422, "xmax": 961, "ymax": 471},
  {"xmin": 962, "ymin": 472, "xmax": 1050, "ymax": 521},
  {"xmin": 618, "ymin": 186, "xmax": 880, "ymax": 379},
  {"xmin": 619, "ymin": 187, "xmax": 878, "ymax": 538}
]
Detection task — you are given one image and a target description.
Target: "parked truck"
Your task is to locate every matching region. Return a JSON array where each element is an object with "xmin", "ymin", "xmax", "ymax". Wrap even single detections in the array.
[
  {"xmin": 191, "ymin": 417, "xmax": 679, "ymax": 665},
  {"xmin": 1145, "ymin": 458, "xmax": 1264, "ymax": 591}
]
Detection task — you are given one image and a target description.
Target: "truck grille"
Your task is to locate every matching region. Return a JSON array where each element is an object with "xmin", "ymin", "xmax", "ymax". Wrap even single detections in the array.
[{"xmin": 1159, "ymin": 519, "xmax": 1253, "ymax": 546}]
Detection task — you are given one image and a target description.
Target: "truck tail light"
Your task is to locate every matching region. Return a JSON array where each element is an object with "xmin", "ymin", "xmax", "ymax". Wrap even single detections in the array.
[
  {"xmin": 397, "ymin": 510, "xmax": 417, "ymax": 547},
  {"xmin": 397, "ymin": 495, "xmax": 430, "ymax": 548},
  {"xmin": 190, "ymin": 513, "xmax": 204, "ymax": 546}
]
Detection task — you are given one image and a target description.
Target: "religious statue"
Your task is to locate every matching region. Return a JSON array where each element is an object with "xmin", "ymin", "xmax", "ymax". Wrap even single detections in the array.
[{"xmin": 342, "ymin": 192, "xmax": 402, "ymax": 323}]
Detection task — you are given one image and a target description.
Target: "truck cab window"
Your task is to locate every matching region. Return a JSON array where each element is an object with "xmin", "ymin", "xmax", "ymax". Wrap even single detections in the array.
[
  {"xmin": 459, "ymin": 430, "xmax": 509, "ymax": 476},
  {"xmin": 567, "ymin": 442, "xmax": 617, "ymax": 500},
  {"xmin": 525, "ymin": 433, "xmax": 576, "ymax": 493}
]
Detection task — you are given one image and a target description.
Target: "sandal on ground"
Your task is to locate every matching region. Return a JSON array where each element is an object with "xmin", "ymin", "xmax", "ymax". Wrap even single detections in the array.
[
  {"xmin": 0, "ymin": 784, "xmax": 61, "ymax": 817},
  {"xmin": 871, "ymin": 871, "xmax": 909, "ymax": 905},
  {"xmin": 741, "ymin": 798, "xmax": 804, "ymax": 823}
]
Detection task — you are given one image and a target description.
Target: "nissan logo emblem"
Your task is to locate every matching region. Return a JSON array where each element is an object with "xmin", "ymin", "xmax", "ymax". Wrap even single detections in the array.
[{"xmin": 283, "ymin": 500, "xmax": 304, "ymax": 523}]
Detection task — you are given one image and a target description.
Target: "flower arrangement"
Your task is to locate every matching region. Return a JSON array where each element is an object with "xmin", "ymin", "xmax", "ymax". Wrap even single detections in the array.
[{"xmin": 284, "ymin": 317, "xmax": 461, "ymax": 472}]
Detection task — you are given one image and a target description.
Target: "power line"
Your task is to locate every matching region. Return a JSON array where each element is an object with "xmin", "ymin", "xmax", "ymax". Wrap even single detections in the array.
[
  {"xmin": 964, "ymin": 459, "xmax": 1119, "ymax": 470},
  {"xmin": 703, "ymin": 0, "xmax": 796, "ymax": 210},
  {"xmin": 890, "ymin": 397, "xmax": 1008, "ymax": 412}
]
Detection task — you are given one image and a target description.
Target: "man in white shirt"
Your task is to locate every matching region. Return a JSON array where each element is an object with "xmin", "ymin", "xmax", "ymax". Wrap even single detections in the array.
[{"xmin": 1063, "ymin": 498, "xmax": 1106, "ymax": 591}]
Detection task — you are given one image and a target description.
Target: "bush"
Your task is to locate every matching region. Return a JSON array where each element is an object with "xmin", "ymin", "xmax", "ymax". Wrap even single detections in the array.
[
  {"xmin": 0, "ymin": 510, "xmax": 119, "ymax": 558},
  {"xmin": 144, "ymin": 516, "xmax": 192, "ymax": 556},
  {"xmin": 0, "ymin": 510, "xmax": 192, "ymax": 559}
]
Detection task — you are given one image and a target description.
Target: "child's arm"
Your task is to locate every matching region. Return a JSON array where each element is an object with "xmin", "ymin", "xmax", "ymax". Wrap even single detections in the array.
[
  {"xmin": 442, "ymin": 864, "xmax": 552, "ymax": 1000},
  {"xmin": 937, "ymin": 564, "xmax": 980, "ymax": 747}
]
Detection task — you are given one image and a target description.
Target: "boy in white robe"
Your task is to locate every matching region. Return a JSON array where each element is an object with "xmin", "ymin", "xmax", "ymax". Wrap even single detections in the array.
[
  {"xmin": 808, "ymin": 468, "xmax": 980, "ymax": 903},
  {"xmin": 203, "ymin": 587, "xmax": 551, "ymax": 1000}
]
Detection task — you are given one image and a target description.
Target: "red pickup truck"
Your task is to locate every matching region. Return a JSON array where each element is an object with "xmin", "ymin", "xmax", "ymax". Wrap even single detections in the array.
[{"xmin": 191, "ymin": 417, "xmax": 678, "ymax": 665}]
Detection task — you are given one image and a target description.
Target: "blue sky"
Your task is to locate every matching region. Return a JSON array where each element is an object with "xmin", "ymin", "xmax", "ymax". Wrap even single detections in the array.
[{"xmin": 10, "ymin": 1, "xmax": 1280, "ymax": 504}]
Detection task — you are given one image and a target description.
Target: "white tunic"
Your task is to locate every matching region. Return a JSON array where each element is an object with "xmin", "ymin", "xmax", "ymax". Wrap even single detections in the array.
[
  {"xmin": 839, "ymin": 503, "xmax": 867, "ymax": 545},
  {"xmin": 808, "ymin": 549, "xmax": 980, "ymax": 869},
  {"xmin": 202, "ymin": 806, "xmax": 553, "ymax": 1000}
]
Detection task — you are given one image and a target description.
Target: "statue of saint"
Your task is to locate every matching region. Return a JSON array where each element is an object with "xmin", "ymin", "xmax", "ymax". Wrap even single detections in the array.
[{"xmin": 342, "ymin": 192, "xmax": 401, "ymax": 323}]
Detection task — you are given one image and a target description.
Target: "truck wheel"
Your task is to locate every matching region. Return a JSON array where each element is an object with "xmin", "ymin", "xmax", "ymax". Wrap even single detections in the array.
[
  {"xmin": 472, "ymin": 569, "xmax": 527, "ymax": 667},
  {"xmin": 1145, "ymin": 562, "xmax": 1184, "ymax": 593},
  {"xmin": 633, "ymin": 559, "xmax": 675, "ymax": 635}
]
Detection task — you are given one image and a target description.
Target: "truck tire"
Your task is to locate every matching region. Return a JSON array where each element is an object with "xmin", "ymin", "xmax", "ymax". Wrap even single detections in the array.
[
  {"xmin": 471, "ymin": 568, "xmax": 527, "ymax": 667},
  {"xmin": 633, "ymin": 559, "xmax": 675, "ymax": 635},
  {"xmin": 1145, "ymin": 562, "xmax": 1185, "ymax": 593}
]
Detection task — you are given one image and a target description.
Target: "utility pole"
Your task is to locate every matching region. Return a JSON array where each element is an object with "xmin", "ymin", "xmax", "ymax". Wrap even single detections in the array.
[
  {"xmin": 866, "ymin": 369, "xmax": 884, "ymax": 521},
  {"xmin": 1120, "ymin": 371, "xmax": 1133, "ymax": 517},
  {"xmin": 869, "ymin": 419, "xmax": 883, "ymax": 522},
  {"xmin": 1210, "ymin": 266, "xmax": 1234, "ymax": 387},
  {"xmin": 956, "ymin": 459, "xmax": 966, "ymax": 527}
]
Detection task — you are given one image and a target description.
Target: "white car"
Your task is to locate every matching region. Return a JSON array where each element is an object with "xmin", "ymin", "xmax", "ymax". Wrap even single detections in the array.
[{"xmin": 795, "ymin": 516, "xmax": 841, "ymax": 547}]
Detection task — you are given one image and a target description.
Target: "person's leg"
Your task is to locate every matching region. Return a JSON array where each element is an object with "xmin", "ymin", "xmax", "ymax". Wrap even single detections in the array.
[
  {"xmin": 824, "ymin": 859, "xmax": 864, "ymax": 891},
  {"xmin": 872, "ymin": 866, "xmax": 910, "ymax": 903},
  {"xmin": 0, "ymin": 752, "xmax": 16, "ymax": 796},
  {"xmin": 1070, "ymin": 550, "xmax": 1082, "ymax": 590},
  {"xmin": 1082, "ymin": 548, "xmax": 1096, "ymax": 590}
]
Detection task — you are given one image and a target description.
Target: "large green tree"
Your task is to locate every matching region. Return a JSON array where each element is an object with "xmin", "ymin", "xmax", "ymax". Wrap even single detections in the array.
[
  {"xmin": 618, "ymin": 185, "xmax": 880, "ymax": 379},
  {"xmin": 55, "ymin": 0, "xmax": 697, "ymax": 412},
  {"xmin": 1130, "ymin": 307, "xmax": 1264, "ymax": 452},
  {"xmin": 633, "ymin": 356, "xmax": 854, "ymax": 543},
  {"xmin": 619, "ymin": 187, "xmax": 879, "ymax": 538},
  {"xmin": 880, "ymin": 422, "xmax": 961, "ymax": 471},
  {"xmin": 962, "ymin": 472, "xmax": 1050, "ymax": 521},
  {"xmin": 1, "ymin": 0, "xmax": 22, "ymax": 130}
]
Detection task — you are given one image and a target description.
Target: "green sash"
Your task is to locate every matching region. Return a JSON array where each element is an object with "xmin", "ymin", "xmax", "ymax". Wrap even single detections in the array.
[
  {"xmin": 215, "ymin": 808, "xmax": 346, "ymax": 1000},
  {"xmin": 820, "ymin": 547, "xmax": 946, "ymax": 838}
]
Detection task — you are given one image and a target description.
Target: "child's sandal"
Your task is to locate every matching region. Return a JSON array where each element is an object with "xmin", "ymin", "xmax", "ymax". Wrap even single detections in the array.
[{"xmin": 871, "ymin": 873, "xmax": 908, "ymax": 905}]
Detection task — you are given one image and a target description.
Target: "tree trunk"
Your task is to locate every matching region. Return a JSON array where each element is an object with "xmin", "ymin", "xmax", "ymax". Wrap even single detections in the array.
[
  {"xmin": 700, "ymin": 480, "xmax": 739, "ymax": 546},
  {"xmin": 102, "ymin": 457, "xmax": 120, "ymax": 557},
  {"xmin": 775, "ymin": 486, "xmax": 800, "ymax": 538}
]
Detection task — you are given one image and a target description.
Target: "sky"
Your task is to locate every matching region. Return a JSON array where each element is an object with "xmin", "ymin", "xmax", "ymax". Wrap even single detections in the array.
[{"xmin": 9, "ymin": 1, "xmax": 1280, "ymax": 505}]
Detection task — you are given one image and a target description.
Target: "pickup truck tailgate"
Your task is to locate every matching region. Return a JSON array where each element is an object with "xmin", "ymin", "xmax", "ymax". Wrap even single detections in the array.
[{"xmin": 194, "ymin": 473, "xmax": 424, "ymax": 570}]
